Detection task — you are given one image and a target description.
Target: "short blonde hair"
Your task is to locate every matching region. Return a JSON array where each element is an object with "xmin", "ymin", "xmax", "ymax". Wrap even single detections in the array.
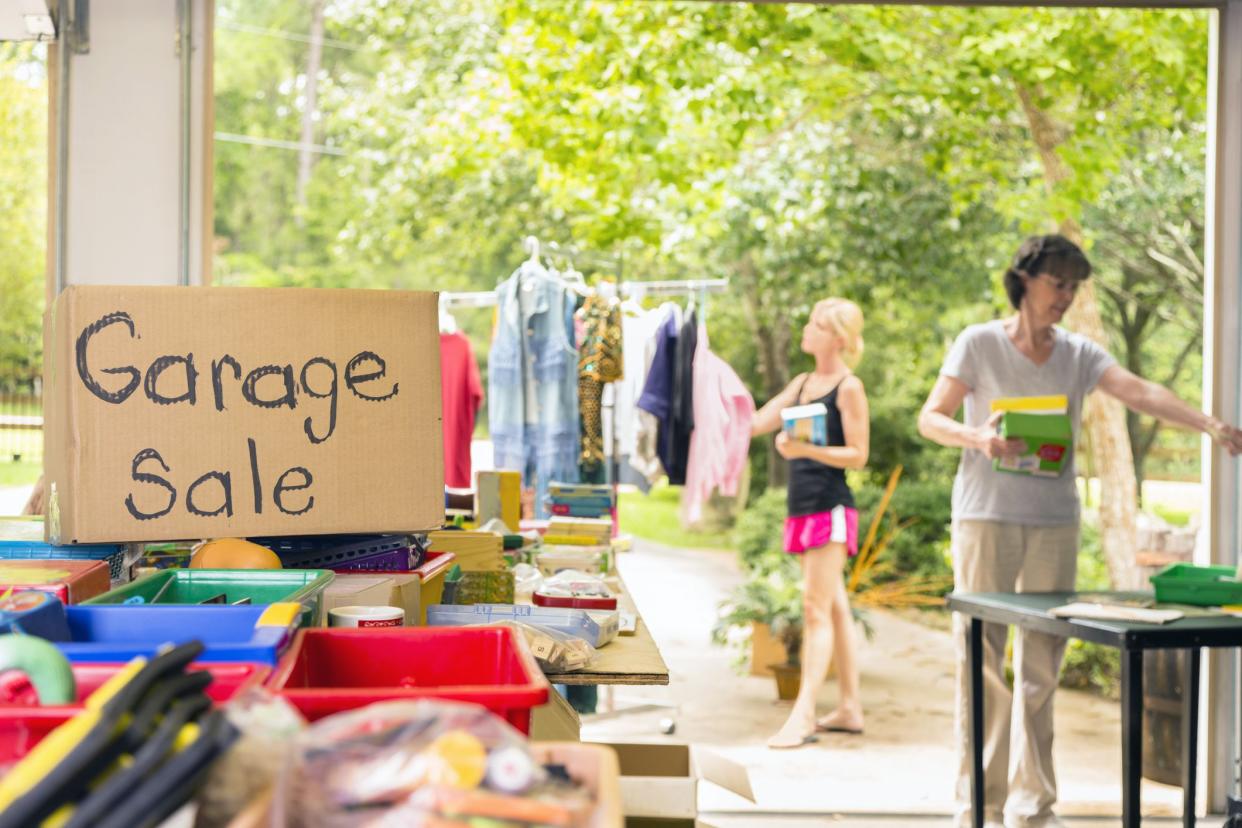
[{"xmin": 814, "ymin": 298, "xmax": 864, "ymax": 367}]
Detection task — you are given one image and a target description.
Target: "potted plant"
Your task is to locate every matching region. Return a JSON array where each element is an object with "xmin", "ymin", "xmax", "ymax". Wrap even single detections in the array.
[{"xmin": 711, "ymin": 558, "xmax": 806, "ymax": 700}]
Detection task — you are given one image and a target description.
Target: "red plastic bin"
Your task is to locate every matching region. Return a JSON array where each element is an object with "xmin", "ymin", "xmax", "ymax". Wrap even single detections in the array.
[
  {"xmin": 268, "ymin": 626, "xmax": 549, "ymax": 733},
  {"xmin": 0, "ymin": 662, "xmax": 269, "ymax": 765}
]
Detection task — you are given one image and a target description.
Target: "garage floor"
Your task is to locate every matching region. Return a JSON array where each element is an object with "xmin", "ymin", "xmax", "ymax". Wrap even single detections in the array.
[{"xmin": 583, "ymin": 540, "xmax": 1196, "ymax": 824}]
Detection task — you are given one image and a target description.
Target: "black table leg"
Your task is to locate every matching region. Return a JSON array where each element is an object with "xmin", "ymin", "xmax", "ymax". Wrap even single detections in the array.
[
  {"xmin": 969, "ymin": 616, "xmax": 984, "ymax": 828},
  {"xmin": 1121, "ymin": 646, "xmax": 1143, "ymax": 828},
  {"xmin": 1181, "ymin": 646, "xmax": 1201, "ymax": 828}
]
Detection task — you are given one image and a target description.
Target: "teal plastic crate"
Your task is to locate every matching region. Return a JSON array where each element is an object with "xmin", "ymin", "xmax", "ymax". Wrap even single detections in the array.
[
  {"xmin": 1150, "ymin": 562, "xmax": 1242, "ymax": 606},
  {"xmin": 86, "ymin": 569, "xmax": 334, "ymax": 627}
]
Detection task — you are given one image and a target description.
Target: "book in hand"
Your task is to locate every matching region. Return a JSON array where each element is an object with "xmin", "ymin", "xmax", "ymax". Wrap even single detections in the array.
[
  {"xmin": 990, "ymin": 395, "xmax": 1071, "ymax": 478},
  {"xmin": 781, "ymin": 403, "xmax": 828, "ymax": 446}
]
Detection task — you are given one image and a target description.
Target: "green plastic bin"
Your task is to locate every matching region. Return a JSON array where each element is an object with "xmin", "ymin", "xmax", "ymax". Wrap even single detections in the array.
[
  {"xmin": 85, "ymin": 569, "xmax": 334, "ymax": 627},
  {"xmin": 1150, "ymin": 562, "xmax": 1242, "ymax": 607}
]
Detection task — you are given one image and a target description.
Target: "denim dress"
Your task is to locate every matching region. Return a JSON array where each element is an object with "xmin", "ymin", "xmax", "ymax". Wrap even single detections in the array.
[{"xmin": 488, "ymin": 261, "xmax": 580, "ymax": 517}]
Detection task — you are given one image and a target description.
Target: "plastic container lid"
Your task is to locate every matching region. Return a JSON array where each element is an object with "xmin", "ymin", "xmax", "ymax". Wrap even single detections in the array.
[
  {"xmin": 532, "ymin": 591, "xmax": 618, "ymax": 611},
  {"xmin": 425, "ymin": 603, "xmax": 619, "ymax": 648}
]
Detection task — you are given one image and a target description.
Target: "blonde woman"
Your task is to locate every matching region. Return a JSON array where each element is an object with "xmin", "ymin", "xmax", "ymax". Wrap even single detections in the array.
[{"xmin": 751, "ymin": 298, "xmax": 870, "ymax": 749}]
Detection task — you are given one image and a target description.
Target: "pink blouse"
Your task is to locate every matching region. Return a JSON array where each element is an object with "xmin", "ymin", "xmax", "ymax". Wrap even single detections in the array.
[{"xmin": 682, "ymin": 326, "xmax": 756, "ymax": 525}]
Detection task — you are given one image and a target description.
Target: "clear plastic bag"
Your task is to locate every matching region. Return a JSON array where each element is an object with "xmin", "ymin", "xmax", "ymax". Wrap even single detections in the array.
[
  {"xmin": 493, "ymin": 620, "xmax": 596, "ymax": 673},
  {"xmin": 539, "ymin": 569, "xmax": 612, "ymax": 598},
  {"xmin": 275, "ymin": 700, "xmax": 593, "ymax": 827},
  {"xmin": 194, "ymin": 687, "xmax": 307, "ymax": 828},
  {"xmin": 512, "ymin": 562, "xmax": 544, "ymax": 599}
]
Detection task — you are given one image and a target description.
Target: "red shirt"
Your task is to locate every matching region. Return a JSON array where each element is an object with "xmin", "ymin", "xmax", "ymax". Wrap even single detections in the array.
[{"xmin": 440, "ymin": 331, "xmax": 483, "ymax": 488}]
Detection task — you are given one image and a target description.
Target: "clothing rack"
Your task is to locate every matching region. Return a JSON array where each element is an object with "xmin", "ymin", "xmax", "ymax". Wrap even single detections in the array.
[
  {"xmin": 443, "ymin": 238, "xmax": 733, "ymax": 498},
  {"xmin": 440, "ymin": 290, "xmax": 498, "ymax": 308},
  {"xmin": 530, "ymin": 236, "xmax": 622, "ymax": 273},
  {"xmin": 621, "ymin": 278, "xmax": 729, "ymax": 296}
]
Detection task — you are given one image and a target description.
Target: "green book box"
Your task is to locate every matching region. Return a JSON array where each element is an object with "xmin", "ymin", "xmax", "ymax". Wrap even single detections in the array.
[{"xmin": 993, "ymin": 412, "xmax": 1072, "ymax": 477}]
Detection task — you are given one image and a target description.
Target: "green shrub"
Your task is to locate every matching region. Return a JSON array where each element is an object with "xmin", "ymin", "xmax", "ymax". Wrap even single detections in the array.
[
  {"xmin": 1075, "ymin": 519, "xmax": 1110, "ymax": 591},
  {"xmin": 852, "ymin": 477, "xmax": 954, "ymax": 586},
  {"xmin": 733, "ymin": 487, "xmax": 787, "ymax": 573},
  {"xmin": 1060, "ymin": 639, "xmax": 1120, "ymax": 698}
]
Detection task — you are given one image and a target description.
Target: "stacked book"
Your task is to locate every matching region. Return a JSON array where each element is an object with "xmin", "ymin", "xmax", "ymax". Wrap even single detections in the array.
[
  {"xmin": 546, "ymin": 517, "xmax": 613, "ymax": 545},
  {"xmin": 990, "ymin": 395, "xmax": 1071, "ymax": 478},
  {"xmin": 547, "ymin": 482, "xmax": 615, "ymax": 519},
  {"xmin": 426, "ymin": 530, "xmax": 506, "ymax": 572}
]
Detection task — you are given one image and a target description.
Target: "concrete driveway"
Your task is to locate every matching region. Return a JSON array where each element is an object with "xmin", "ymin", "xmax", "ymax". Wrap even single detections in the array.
[{"xmin": 584, "ymin": 539, "xmax": 1192, "ymax": 825}]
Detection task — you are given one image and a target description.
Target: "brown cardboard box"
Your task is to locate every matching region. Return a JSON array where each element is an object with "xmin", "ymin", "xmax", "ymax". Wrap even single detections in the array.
[
  {"xmin": 608, "ymin": 742, "xmax": 754, "ymax": 827},
  {"xmin": 43, "ymin": 286, "xmax": 443, "ymax": 544},
  {"xmin": 380, "ymin": 572, "xmax": 426, "ymax": 626},
  {"xmin": 321, "ymin": 574, "xmax": 398, "ymax": 623},
  {"xmin": 0, "ymin": 559, "xmax": 112, "ymax": 604},
  {"xmin": 749, "ymin": 622, "xmax": 833, "ymax": 679},
  {"xmin": 530, "ymin": 687, "xmax": 582, "ymax": 742}
]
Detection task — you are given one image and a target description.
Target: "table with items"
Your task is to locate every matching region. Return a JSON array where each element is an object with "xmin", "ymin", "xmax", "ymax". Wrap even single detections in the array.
[
  {"xmin": 541, "ymin": 573, "xmax": 669, "ymax": 687},
  {"xmin": 948, "ymin": 586, "xmax": 1242, "ymax": 828}
]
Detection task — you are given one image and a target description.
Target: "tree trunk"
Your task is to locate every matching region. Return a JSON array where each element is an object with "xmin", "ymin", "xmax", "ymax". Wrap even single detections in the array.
[
  {"xmin": 295, "ymin": 0, "xmax": 326, "ymax": 219},
  {"xmin": 760, "ymin": 325, "xmax": 791, "ymax": 489},
  {"xmin": 1017, "ymin": 85, "xmax": 1142, "ymax": 589},
  {"xmin": 737, "ymin": 252, "xmax": 792, "ymax": 489}
]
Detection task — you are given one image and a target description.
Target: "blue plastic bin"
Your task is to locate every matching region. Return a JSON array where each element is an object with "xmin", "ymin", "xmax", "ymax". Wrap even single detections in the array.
[
  {"xmin": 52, "ymin": 604, "xmax": 302, "ymax": 665},
  {"xmin": 0, "ymin": 540, "xmax": 128, "ymax": 580}
]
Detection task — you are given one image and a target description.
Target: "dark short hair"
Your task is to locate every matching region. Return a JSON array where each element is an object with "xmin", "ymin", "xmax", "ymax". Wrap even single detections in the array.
[{"xmin": 1002, "ymin": 234, "xmax": 1092, "ymax": 309}]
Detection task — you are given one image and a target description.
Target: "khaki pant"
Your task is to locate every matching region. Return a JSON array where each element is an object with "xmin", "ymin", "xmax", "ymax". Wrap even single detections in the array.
[{"xmin": 952, "ymin": 520, "xmax": 1079, "ymax": 828}]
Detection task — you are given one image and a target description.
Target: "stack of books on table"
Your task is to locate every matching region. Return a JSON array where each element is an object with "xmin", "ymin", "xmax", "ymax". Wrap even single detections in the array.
[
  {"xmin": 546, "ymin": 517, "xmax": 613, "ymax": 545},
  {"xmin": 547, "ymin": 483, "xmax": 615, "ymax": 519}
]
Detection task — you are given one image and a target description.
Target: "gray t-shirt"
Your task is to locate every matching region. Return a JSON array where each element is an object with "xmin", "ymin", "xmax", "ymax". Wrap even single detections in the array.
[{"xmin": 940, "ymin": 319, "xmax": 1117, "ymax": 526}]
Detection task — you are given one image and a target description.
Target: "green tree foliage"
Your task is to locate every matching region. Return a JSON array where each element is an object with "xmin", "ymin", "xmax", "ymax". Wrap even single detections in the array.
[
  {"xmin": 0, "ymin": 44, "xmax": 47, "ymax": 391},
  {"xmin": 209, "ymin": 3, "xmax": 1211, "ymax": 575}
]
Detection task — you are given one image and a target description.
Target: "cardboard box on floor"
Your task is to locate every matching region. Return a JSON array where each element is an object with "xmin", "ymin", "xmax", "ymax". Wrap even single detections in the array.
[
  {"xmin": 43, "ymin": 285, "xmax": 444, "ymax": 544},
  {"xmin": 608, "ymin": 742, "xmax": 754, "ymax": 827},
  {"xmin": 529, "ymin": 687, "xmax": 582, "ymax": 742}
]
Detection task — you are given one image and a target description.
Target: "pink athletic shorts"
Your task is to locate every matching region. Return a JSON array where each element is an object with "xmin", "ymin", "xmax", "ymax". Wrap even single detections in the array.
[{"xmin": 784, "ymin": 505, "xmax": 860, "ymax": 556}]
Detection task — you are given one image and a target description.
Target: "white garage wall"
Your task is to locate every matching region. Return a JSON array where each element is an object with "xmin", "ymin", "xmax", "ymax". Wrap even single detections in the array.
[{"xmin": 53, "ymin": 0, "xmax": 210, "ymax": 289}]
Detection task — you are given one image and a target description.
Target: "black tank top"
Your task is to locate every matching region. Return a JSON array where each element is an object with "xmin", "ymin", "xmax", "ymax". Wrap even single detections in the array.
[{"xmin": 787, "ymin": 375, "xmax": 855, "ymax": 517}]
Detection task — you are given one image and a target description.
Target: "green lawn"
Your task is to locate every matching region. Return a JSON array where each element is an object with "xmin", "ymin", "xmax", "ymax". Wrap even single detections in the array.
[
  {"xmin": 619, "ymin": 482, "xmax": 734, "ymax": 550},
  {"xmin": 1149, "ymin": 503, "xmax": 1194, "ymax": 527},
  {"xmin": 0, "ymin": 460, "xmax": 40, "ymax": 488},
  {"xmin": 0, "ymin": 425, "xmax": 42, "ymax": 489},
  {"xmin": 0, "ymin": 417, "xmax": 43, "ymax": 488}
]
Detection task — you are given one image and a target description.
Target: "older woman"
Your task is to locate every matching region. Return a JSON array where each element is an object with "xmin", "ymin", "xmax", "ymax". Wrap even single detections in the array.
[{"xmin": 918, "ymin": 234, "xmax": 1242, "ymax": 828}]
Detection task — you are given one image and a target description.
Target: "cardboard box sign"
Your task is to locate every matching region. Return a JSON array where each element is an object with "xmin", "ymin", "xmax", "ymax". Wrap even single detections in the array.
[
  {"xmin": 994, "ymin": 411, "xmax": 1073, "ymax": 478},
  {"xmin": 43, "ymin": 286, "xmax": 444, "ymax": 544}
]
